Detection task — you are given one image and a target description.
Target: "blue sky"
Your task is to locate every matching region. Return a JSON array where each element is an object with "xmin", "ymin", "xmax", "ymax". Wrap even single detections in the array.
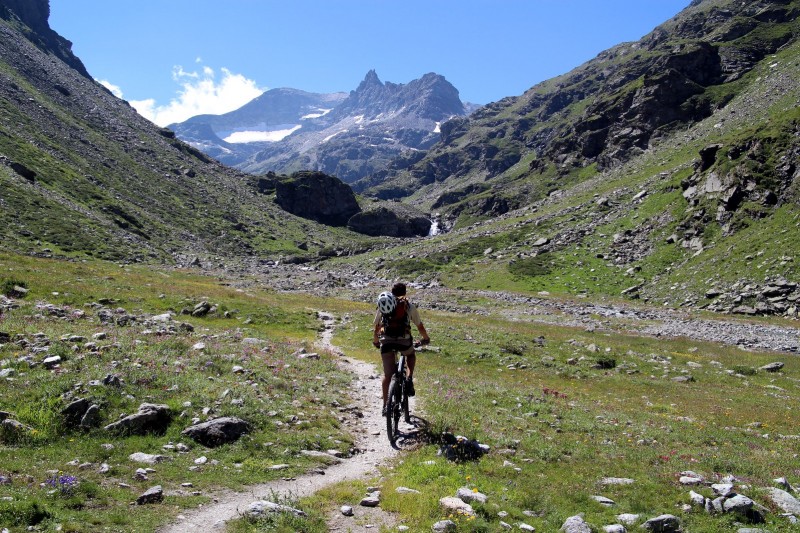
[{"xmin": 49, "ymin": 1, "xmax": 690, "ymax": 126}]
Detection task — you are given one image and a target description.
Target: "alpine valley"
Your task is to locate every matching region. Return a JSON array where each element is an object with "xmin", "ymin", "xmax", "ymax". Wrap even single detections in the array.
[{"xmin": 3, "ymin": 0, "xmax": 800, "ymax": 532}]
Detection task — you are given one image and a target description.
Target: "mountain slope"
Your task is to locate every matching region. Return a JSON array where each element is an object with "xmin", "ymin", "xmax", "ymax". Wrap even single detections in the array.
[
  {"xmin": 0, "ymin": 0, "xmax": 371, "ymax": 264},
  {"xmin": 331, "ymin": 0, "xmax": 800, "ymax": 317},
  {"xmin": 357, "ymin": 0, "xmax": 800, "ymax": 222},
  {"xmin": 172, "ymin": 70, "xmax": 470, "ymax": 184}
]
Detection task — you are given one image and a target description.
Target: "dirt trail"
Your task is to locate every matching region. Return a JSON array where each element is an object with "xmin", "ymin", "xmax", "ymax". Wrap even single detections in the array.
[{"xmin": 158, "ymin": 312, "xmax": 404, "ymax": 532}]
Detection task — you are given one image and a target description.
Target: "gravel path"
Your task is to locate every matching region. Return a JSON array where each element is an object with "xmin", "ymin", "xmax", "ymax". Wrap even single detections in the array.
[{"xmin": 157, "ymin": 313, "xmax": 403, "ymax": 532}]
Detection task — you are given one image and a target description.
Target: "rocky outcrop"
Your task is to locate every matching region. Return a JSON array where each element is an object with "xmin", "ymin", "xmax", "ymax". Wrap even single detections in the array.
[
  {"xmin": 104, "ymin": 403, "xmax": 172, "ymax": 435},
  {"xmin": 275, "ymin": 171, "xmax": 361, "ymax": 226},
  {"xmin": 181, "ymin": 416, "xmax": 251, "ymax": 447},
  {"xmin": 0, "ymin": 0, "xmax": 91, "ymax": 78},
  {"xmin": 347, "ymin": 202, "xmax": 431, "ymax": 237}
]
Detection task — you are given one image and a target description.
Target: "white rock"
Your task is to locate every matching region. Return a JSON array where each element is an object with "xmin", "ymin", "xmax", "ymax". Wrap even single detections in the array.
[
  {"xmin": 439, "ymin": 496, "xmax": 475, "ymax": 517},
  {"xmin": 128, "ymin": 452, "xmax": 169, "ymax": 465},
  {"xmin": 456, "ymin": 487, "xmax": 487, "ymax": 504},
  {"xmin": 247, "ymin": 500, "xmax": 306, "ymax": 517},
  {"xmin": 616, "ymin": 514, "xmax": 639, "ymax": 525},
  {"xmin": 600, "ymin": 477, "xmax": 635, "ymax": 486}
]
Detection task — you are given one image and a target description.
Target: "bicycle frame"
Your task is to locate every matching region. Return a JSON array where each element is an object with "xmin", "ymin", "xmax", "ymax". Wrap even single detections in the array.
[{"xmin": 385, "ymin": 350, "xmax": 411, "ymax": 444}]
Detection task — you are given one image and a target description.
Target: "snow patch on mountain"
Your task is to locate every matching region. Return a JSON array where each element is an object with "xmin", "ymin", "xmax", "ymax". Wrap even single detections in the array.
[
  {"xmin": 224, "ymin": 125, "xmax": 301, "ymax": 143},
  {"xmin": 301, "ymin": 108, "xmax": 333, "ymax": 120}
]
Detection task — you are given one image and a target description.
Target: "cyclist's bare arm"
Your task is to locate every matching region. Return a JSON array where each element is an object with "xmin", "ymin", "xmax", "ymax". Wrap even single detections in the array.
[
  {"xmin": 417, "ymin": 323, "xmax": 430, "ymax": 344},
  {"xmin": 372, "ymin": 323, "xmax": 381, "ymax": 348}
]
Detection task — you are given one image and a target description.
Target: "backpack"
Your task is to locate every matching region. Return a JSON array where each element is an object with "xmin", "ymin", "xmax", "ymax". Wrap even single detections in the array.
[{"xmin": 382, "ymin": 297, "xmax": 411, "ymax": 337}]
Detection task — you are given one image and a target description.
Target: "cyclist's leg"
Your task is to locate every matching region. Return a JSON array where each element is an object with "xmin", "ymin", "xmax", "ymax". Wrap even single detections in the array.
[
  {"xmin": 380, "ymin": 347, "xmax": 396, "ymax": 407},
  {"xmin": 399, "ymin": 342, "xmax": 415, "ymax": 378}
]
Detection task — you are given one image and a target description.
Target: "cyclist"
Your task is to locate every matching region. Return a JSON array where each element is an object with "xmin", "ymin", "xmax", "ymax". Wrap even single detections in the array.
[{"xmin": 373, "ymin": 282, "xmax": 430, "ymax": 416}]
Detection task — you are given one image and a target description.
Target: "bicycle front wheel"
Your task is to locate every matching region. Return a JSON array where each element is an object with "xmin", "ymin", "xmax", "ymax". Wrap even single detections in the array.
[{"xmin": 386, "ymin": 375, "xmax": 400, "ymax": 443}]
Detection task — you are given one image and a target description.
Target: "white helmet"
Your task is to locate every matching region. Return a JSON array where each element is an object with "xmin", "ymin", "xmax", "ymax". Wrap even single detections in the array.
[{"xmin": 377, "ymin": 291, "xmax": 396, "ymax": 314}]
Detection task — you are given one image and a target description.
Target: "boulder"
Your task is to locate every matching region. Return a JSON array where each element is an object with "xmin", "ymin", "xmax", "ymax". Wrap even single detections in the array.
[
  {"xmin": 136, "ymin": 485, "xmax": 163, "ymax": 505},
  {"xmin": 347, "ymin": 202, "xmax": 431, "ymax": 237},
  {"xmin": 275, "ymin": 171, "xmax": 360, "ymax": 226},
  {"xmin": 456, "ymin": 487, "xmax": 487, "ymax": 504},
  {"xmin": 246, "ymin": 500, "xmax": 306, "ymax": 517},
  {"xmin": 181, "ymin": 416, "xmax": 250, "ymax": 447},
  {"xmin": 432, "ymin": 520, "xmax": 457, "ymax": 532},
  {"xmin": 561, "ymin": 515, "xmax": 591, "ymax": 533},
  {"xmin": 439, "ymin": 496, "xmax": 474, "ymax": 517},
  {"xmin": 79, "ymin": 404, "xmax": 101, "ymax": 429},
  {"xmin": 61, "ymin": 398, "xmax": 90, "ymax": 428},
  {"xmin": 764, "ymin": 487, "xmax": 800, "ymax": 514},
  {"xmin": 104, "ymin": 403, "xmax": 172, "ymax": 435},
  {"xmin": 641, "ymin": 514, "xmax": 680, "ymax": 532},
  {"xmin": 723, "ymin": 494, "xmax": 753, "ymax": 514},
  {"xmin": 760, "ymin": 362, "xmax": 784, "ymax": 373}
]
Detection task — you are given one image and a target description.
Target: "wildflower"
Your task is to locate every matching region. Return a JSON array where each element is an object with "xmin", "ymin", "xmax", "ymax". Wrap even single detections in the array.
[{"xmin": 46, "ymin": 474, "xmax": 78, "ymax": 495}]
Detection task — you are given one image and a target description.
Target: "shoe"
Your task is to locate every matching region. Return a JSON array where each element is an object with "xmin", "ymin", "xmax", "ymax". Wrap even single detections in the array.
[{"xmin": 406, "ymin": 377, "xmax": 415, "ymax": 397}]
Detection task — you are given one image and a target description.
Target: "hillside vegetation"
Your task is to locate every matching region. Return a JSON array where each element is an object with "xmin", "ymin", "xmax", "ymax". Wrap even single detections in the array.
[{"xmin": 0, "ymin": 6, "xmax": 373, "ymax": 265}]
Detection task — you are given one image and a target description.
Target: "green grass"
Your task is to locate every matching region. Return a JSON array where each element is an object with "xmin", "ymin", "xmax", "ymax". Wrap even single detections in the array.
[
  {"xmin": 0, "ymin": 252, "xmax": 357, "ymax": 531},
  {"xmin": 332, "ymin": 305, "xmax": 800, "ymax": 532}
]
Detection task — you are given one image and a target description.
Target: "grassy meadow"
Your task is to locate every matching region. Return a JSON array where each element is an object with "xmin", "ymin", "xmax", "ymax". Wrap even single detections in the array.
[
  {"xmin": 327, "ymin": 306, "xmax": 800, "ymax": 532},
  {"xmin": 1, "ymin": 251, "xmax": 799, "ymax": 532},
  {"xmin": 0, "ymin": 252, "xmax": 359, "ymax": 532}
]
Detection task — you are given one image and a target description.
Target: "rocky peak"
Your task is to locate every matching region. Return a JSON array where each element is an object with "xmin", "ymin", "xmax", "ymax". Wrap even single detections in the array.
[
  {"xmin": 334, "ymin": 70, "xmax": 464, "ymax": 121},
  {"xmin": 360, "ymin": 69, "xmax": 382, "ymax": 89},
  {"xmin": 0, "ymin": 0, "xmax": 91, "ymax": 78}
]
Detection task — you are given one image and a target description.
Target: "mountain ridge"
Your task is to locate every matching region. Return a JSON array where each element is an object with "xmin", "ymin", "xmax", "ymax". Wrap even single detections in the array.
[
  {"xmin": 171, "ymin": 69, "xmax": 471, "ymax": 183},
  {"xmin": 357, "ymin": 0, "xmax": 800, "ymax": 220}
]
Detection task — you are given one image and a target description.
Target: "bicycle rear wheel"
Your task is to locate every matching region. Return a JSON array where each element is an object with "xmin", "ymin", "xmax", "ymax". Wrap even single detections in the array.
[
  {"xmin": 402, "ymin": 386, "xmax": 410, "ymax": 424},
  {"xmin": 385, "ymin": 375, "xmax": 400, "ymax": 443}
]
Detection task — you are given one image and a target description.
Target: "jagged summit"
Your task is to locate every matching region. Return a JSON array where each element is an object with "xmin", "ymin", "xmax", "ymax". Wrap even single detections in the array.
[
  {"xmin": 331, "ymin": 70, "xmax": 464, "ymax": 122},
  {"xmin": 171, "ymin": 69, "xmax": 471, "ymax": 183}
]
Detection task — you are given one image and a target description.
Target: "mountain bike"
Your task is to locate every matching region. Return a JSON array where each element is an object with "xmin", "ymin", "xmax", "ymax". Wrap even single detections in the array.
[
  {"xmin": 384, "ymin": 340, "xmax": 428, "ymax": 445},
  {"xmin": 385, "ymin": 349, "xmax": 411, "ymax": 444}
]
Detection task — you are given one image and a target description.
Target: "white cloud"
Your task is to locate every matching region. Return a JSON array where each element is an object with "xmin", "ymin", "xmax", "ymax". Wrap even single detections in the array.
[
  {"xmin": 98, "ymin": 79, "xmax": 123, "ymax": 98},
  {"xmin": 129, "ymin": 65, "xmax": 266, "ymax": 127}
]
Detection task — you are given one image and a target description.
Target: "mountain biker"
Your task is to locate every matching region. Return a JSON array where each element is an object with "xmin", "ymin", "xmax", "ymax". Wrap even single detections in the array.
[{"xmin": 373, "ymin": 282, "xmax": 430, "ymax": 416}]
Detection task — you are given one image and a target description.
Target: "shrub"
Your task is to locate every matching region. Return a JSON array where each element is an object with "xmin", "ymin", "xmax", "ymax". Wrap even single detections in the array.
[
  {"xmin": 732, "ymin": 365, "xmax": 757, "ymax": 376},
  {"xmin": 0, "ymin": 500, "xmax": 51, "ymax": 526},
  {"xmin": 1, "ymin": 278, "xmax": 27, "ymax": 297},
  {"xmin": 596, "ymin": 356, "xmax": 617, "ymax": 369}
]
